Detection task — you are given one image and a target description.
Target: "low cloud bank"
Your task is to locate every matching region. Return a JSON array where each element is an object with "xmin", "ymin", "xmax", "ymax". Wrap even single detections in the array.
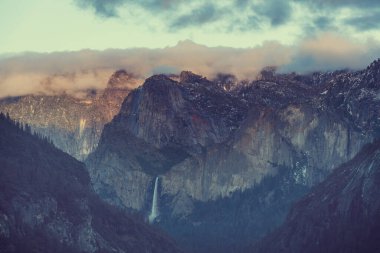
[{"xmin": 1, "ymin": 33, "xmax": 379, "ymax": 98}]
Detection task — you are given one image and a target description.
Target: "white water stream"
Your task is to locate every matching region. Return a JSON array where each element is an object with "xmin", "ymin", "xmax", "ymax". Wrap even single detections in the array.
[{"xmin": 148, "ymin": 177, "xmax": 159, "ymax": 223}]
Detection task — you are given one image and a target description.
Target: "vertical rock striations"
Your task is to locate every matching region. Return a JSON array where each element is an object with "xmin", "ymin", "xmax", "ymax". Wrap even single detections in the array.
[{"xmin": 0, "ymin": 70, "xmax": 136, "ymax": 160}]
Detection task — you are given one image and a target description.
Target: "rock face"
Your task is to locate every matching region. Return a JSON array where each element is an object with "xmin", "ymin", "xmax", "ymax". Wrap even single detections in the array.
[
  {"xmin": 86, "ymin": 60, "xmax": 380, "ymax": 252},
  {"xmin": 0, "ymin": 70, "xmax": 136, "ymax": 160},
  {"xmin": 87, "ymin": 73, "xmax": 247, "ymax": 210},
  {"xmin": 3, "ymin": 59, "xmax": 380, "ymax": 253},
  {"xmin": 0, "ymin": 113, "xmax": 182, "ymax": 253},
  {"xmin": 253, "ymin": 140, "xmax": 380, "ymax": 253}
]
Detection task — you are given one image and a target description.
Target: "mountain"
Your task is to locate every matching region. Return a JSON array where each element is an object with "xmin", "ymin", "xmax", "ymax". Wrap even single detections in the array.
[
  {"xmin": 253, "ymin": 139, "xmax": 380, "ymax": 253},
  {"xmin": 2, "ymin": 59, "xmax": 379, "ymax": 252},
  {"xmin": 0, "ymin": 70, "xmax": 136, "ymax": 160},
  {"xmin": 0, "ymin": 113, "xmax": 182, "ymax": 253},
  {"xmin": 86, "ymin": 60, "xmax": 380, "ymax": 253}
]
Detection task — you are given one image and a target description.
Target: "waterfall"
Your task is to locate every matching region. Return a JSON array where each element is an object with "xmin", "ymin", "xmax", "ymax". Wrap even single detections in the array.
[{"xmin": 148, "ymin": 177, "xmax": 159, "ymax": 223}]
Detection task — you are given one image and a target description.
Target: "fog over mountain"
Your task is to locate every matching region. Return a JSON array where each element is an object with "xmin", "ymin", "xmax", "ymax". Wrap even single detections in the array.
[{"xmin": 1, "ymin": 34, "xmax": 380, "ymax": 98}]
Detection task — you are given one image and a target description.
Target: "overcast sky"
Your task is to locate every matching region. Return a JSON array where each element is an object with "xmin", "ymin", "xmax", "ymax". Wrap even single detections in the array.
[{"xmin": 1, "ymin": 0, "xmax": 380, "ymax": 98}]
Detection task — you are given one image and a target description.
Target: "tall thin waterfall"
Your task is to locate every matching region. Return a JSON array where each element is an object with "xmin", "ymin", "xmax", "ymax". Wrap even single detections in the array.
[{"xmin": 148, "ymin": 177, "xmax": 159, "ymax": 223}]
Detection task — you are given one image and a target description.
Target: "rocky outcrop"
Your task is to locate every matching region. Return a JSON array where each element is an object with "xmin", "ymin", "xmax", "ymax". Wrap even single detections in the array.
[
  {"xmin": 87, "ymin": 64, "xmax": 378, "ymax": 208},
  {"xmin": 86, "ymin": 60, "xmax": 380, "ymax": 253},
  {"xmin": 253, "ymin": 139, "xmax": 380, "ymax": 253},
  {"xmin": 0, "ymin": 70, "xmax": 135, "ymax": 160},
  {"xmin": 87, "ymin": 73, "xmax": 248, "ymax": 209},
  {"xmin": 0, "ymin": 113, "xmax": 182, "ymax": 253}
]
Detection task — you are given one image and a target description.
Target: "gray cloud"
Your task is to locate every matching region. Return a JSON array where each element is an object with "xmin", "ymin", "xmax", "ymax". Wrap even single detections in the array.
[
  {"xmin": 75, "ymin": 0, "xmax": 380, "ymax": 33},
  {"xmin": 74, "ymin": 0, "xmax": 294, "ymax": 30},
  {"xmin": 301, "ymin": 16, "xmax": 336, "ymax": 37},
  {"xmin": 254, "ymin": 0, "xmax": 292, "ymax": 26},
  {"xmin": 314, "ymin": 16, "xmax": 333, "ymax": 29},
  {"xmin": 296, "ymin": 0, "xmax": 380, "ymax": 9},
  {"xmin": 76, "ymin": 0, "xmax": 184, "ymax": 17},
  {"xmin": 235, "ymin": 0, "xmax": 250, "ymax": 8},
  {"xmin": 76, "ymin": 0, "xmax": 126, "ymax": 17},
  {"xmin": 170, "ymin": 3, "xmax": 220, "ymax": 30},
  {"xmin": 280, "ymin": 33, "xmax": 380, "ymax": 73},
  {"xmin": 345, "ymin": 12, "xmax": 380, "ymax": 31}
]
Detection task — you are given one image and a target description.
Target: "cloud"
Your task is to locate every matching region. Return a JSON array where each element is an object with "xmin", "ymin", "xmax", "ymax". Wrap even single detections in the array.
[
  {"xmin": 314, "ymin": 16, "xmax": 333, "ymax": 29},
  {"xmin": 0, "ymin": 34, "xmax": 379, "ymax": 98},
  {"xmin": 235, "ymin": 0, "xmax": 250, "ymax": 8},
  {"xmin": 0, "ymin": 69, "xmax": 115, "ymax": 99},
  {"xmin": 74, "ymin": 0, "xmax": 295, "ymax": 30},
  {"xmin": 75, "ymin": 0, "xmax": 184, "ymax": 17},
  {"xmin": 76, "ymin": 0, "xmax": 126, "ymax": 17},
  {"xmin": 254, "ymin": 0, "xmax": 292, "ymax": 26},
  {"xmin": 345, "ymin": 12, "xmax": 380, "ymax": 31},
  {"xmin": 170, "ymin": 3, "xmax": 220, "ymax": 30},
  {"xmin": 152, "ymin": 65, "xmax": 179, "ymax": 75},
  {"xmin": 296, "ymin": 0, "xmax": 380, "ymax": 9},
  {"xmin": 74, "ymin": 0, "xmax": 380, "ymax": 36},
  {"xmin": 280, "ymin": 33, "xmax": 380, "ymax": 73}
]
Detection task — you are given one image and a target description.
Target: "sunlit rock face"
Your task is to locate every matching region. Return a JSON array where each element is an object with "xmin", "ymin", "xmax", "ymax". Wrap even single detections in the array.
[
  {"xmin": 0, "ymin": 70, "xmax": 135, "ymax": 160},
  {"xmin": 86, "ymin": 60, "xmax": 380, "ymax": 252}
]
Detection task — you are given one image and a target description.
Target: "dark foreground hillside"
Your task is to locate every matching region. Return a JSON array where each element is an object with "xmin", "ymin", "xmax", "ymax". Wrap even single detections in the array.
[
  {"xmin": 0, "ymin": 113, "xmax": 182, "ymax": 253},
  {"xmin": 253, "ymin": 140, "xmax": 380, "ymax": 253}
]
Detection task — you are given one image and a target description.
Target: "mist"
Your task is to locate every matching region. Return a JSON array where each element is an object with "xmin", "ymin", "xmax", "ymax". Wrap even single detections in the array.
[{"xmin": 1, "ymin": 33, "xmax": 379, "ymax": 98}]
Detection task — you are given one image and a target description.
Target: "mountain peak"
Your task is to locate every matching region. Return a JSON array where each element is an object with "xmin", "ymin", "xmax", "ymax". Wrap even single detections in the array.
[
  {"xmin": 107, "ymin": 69, "xmax": 133, "ymax": 88},
  {"xmin": 144, "ymin": 74, "xmax": 178, "ymax": 87},
  {"xmin": 140, "ymin": 74, "xmax": 180, "ymax": 98},
  {"xmin": 179, "ymin": 71, "xmax": 207, "ymax": 84},
  {"xmin": 257, "ymin": 66, "xmax": 277, "ymax": 81},
  {"xmin": 367, "ymin": 58, "xmax": 380, "ymax": 69},
  {"xmin": 362, "ymin": 58, "xmax": 380, "ymax": 88}
]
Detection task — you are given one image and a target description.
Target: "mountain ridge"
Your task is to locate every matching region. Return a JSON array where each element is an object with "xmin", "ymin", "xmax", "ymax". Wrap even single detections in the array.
[
  {"xmin": 253, "ymin": 139, "xmax": 380, "ymax": 253},
  {"xmin": 86, "ymin": 59, "xmax": 380, "ymax": 252},
  {"xmin": 1, "ymin": 58, "xmax": 380, "ymax": 253}
]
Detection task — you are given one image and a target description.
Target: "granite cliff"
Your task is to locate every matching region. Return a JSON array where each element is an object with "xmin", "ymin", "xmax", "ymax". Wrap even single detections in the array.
[
  {"xmin": 2, "ymin": 59, "xmax": 380, "ymax": 252},
  {"xmin": 0, "ymin": 70, "xmax": 136, "ymax": 160},
  {"xmin": 86, "ymin": 60, "xmax": 380, "ymax": 252}
]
